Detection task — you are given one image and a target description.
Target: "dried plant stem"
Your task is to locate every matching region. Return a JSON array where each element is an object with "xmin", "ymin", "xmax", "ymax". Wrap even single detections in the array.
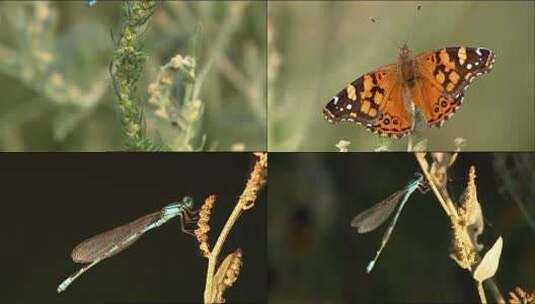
[
  {"xmin": 203, "ymin": 199, "xmax": 245, "ymax": 302},
  {"xmin": 415, "ymin": 153, "xmax": 505, "ymax": 304},
  {"xmin": 203, "ymin": 152, "xmax": 267, "ymax": 303},
  {"xmin": 414, "ymin": 153, "xmax": 457, "ymax": 218},
  {"xmin": 478, "ymin": 282, "xmax": 487, "ymax": 304}
]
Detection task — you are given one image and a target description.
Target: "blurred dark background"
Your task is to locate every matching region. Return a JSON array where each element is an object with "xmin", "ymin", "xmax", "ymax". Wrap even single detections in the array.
[
  {"xmin": 268, "ymin": 153, "xmax": 534, "ymax": 303},
  {"xmin": 0, "ymin": 153, "xmax": 266, "ymax": 304}
]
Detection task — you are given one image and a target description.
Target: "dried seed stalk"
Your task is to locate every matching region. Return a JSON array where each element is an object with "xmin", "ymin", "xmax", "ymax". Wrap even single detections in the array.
[
  {"xmin": 213, "ymin": 249, "xmax": 243, "ymax": 303},
  {"xmin": 195, "ymin": 195, "xmax": 216, "ymax": 257}
]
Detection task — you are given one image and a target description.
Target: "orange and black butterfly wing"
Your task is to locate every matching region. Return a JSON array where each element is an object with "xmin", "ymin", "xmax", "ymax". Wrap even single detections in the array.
[
  {"xmin": 323, "ymin": 64, "xmax": 412, "ymax": 138},
  {"xmin": 413, "ymin": 47, "xmax": 496, "ymax": 127},
  {"xmin": 367, "ymin": 83, "xmax": 413, "ymax": 138}
]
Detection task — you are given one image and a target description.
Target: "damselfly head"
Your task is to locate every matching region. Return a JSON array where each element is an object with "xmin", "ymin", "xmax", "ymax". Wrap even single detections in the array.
[
  {"xmin": 162, "ymin": 196, "xmax": 193, "ymax": 213},
  {"xmin": 182, "ymin": 196, "xmax": 194, "ymax": 208}
]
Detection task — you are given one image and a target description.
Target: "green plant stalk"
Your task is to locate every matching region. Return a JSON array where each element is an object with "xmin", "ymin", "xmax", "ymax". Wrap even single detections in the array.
[{"xmin": 110, "ymin": 0, "xmax": 157, "ymax": 150}]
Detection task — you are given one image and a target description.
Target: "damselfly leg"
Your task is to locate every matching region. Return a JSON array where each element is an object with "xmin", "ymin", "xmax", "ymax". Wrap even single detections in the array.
[{"xmin": 180, "ymin": 208, "xmax": 200, "ymax": 236}]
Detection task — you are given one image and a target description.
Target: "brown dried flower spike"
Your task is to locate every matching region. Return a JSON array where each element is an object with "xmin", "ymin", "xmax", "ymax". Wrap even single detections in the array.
[
  {"xmin": 508, "ymin": 286, "xmax": 535, "ymax": 304},
  {"xmin": 450, "ymin": 166, "xmax": 481, "ymax": 270},
  {"xmin": 239, "ymin": 152, "xmax": 267, "ymax": 210},
  {"xmin": 195, "ymin": 195, "xmax": 216, "ymax": 257},
  {"xmin": 212, "ymin": 249, "xmax": 243, "ymax": 303}
]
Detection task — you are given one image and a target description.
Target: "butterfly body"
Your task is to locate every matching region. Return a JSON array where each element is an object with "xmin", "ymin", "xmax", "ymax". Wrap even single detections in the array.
[{"xmin": 323, "ymin": 44, "xmax": 496, "ymax": 138}]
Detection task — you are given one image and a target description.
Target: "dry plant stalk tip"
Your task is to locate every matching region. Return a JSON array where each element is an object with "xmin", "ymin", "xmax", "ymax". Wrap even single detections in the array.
[
  {"xmin": 450, "ymin": 166, "xmax": 481, "ymax": 270},
  {"xmin": 508, "ymin": 287, "xmax": 535, "ymax": 304},
  {"xmin": 335, "ymin": 140, "xmax": 351, "ymax": 152},
  {"xmin": 195, "ymin": 195, "xmax": 217, "ymax": 258},
  {"xmin": 240, "ymin": 152, "xmax": 268, "ymax": 210}
]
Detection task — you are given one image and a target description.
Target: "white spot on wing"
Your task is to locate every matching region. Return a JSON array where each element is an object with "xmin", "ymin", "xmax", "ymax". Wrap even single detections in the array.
[
  {"xmin": 346, "ymin": 104, "xmax": 352, "ymax": 110},
  {"xmin": 476, "ymin": 48, "xmax": 482, "ymax": 56},
  {"xmin": 467, "ymin": 63, "xmax": 472, "ymax": 70},
  {"xmin": 332, "ymin": 96, "xmax": 339, "ymax": 105}
]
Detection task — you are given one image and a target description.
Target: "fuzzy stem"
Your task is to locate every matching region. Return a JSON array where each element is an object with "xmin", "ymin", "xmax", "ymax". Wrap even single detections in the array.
[{"xmin": 110, "ymin": 0, "xmax": 157, "ymax": 150}]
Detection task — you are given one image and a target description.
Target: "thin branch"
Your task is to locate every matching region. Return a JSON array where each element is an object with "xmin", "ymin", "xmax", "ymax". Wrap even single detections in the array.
[
  {"xmin": 192, "ymin": 2, "xmax": 249, "ymax": 101},
  {"xmin": 478, "ymin": 282, "xmax": 488, "ymax": 304}
]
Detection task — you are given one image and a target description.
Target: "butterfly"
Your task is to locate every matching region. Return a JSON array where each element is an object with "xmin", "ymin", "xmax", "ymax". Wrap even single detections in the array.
[
  {"xmin": 85, "ymin": 0, "xmax": 96, "ymax": 7},
  {"xmin": 323, "ymin": 44, "xmax": 496, "ymax": 138}
]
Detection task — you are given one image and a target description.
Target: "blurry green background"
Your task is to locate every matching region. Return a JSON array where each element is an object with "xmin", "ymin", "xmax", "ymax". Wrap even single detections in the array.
[
  {"xmin": 0, "ymin": 1, "xmax": 266, "ymax": 151},
  {"xmin": 268, "ymin": 1, "xmax": 534, "ymax": 151},
  {"xmin": 268, "ymin": 153, "xmax": 535, "ymax": 303}
]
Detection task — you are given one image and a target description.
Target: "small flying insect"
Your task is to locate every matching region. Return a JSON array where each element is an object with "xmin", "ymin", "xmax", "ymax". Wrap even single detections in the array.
[
  {"xmin": 86, "ymin": 0, "xmax": 96, "ymax": 7},
  {"xmin": 57, "ymin": 196, "xmax": 198, "ymax": 293},
  {"xmin": 351, "ymin": 173, "xmax": 427, "ymax": 273}
]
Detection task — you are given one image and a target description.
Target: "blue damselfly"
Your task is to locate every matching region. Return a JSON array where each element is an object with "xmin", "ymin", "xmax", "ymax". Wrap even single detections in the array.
[
  {"xmin": 57, "ymin": 196, "xmax": 198, "ymax": 293},
  {"xmin": 351, "ymin": 173, "xmax": 426, "ymax": 273}
]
